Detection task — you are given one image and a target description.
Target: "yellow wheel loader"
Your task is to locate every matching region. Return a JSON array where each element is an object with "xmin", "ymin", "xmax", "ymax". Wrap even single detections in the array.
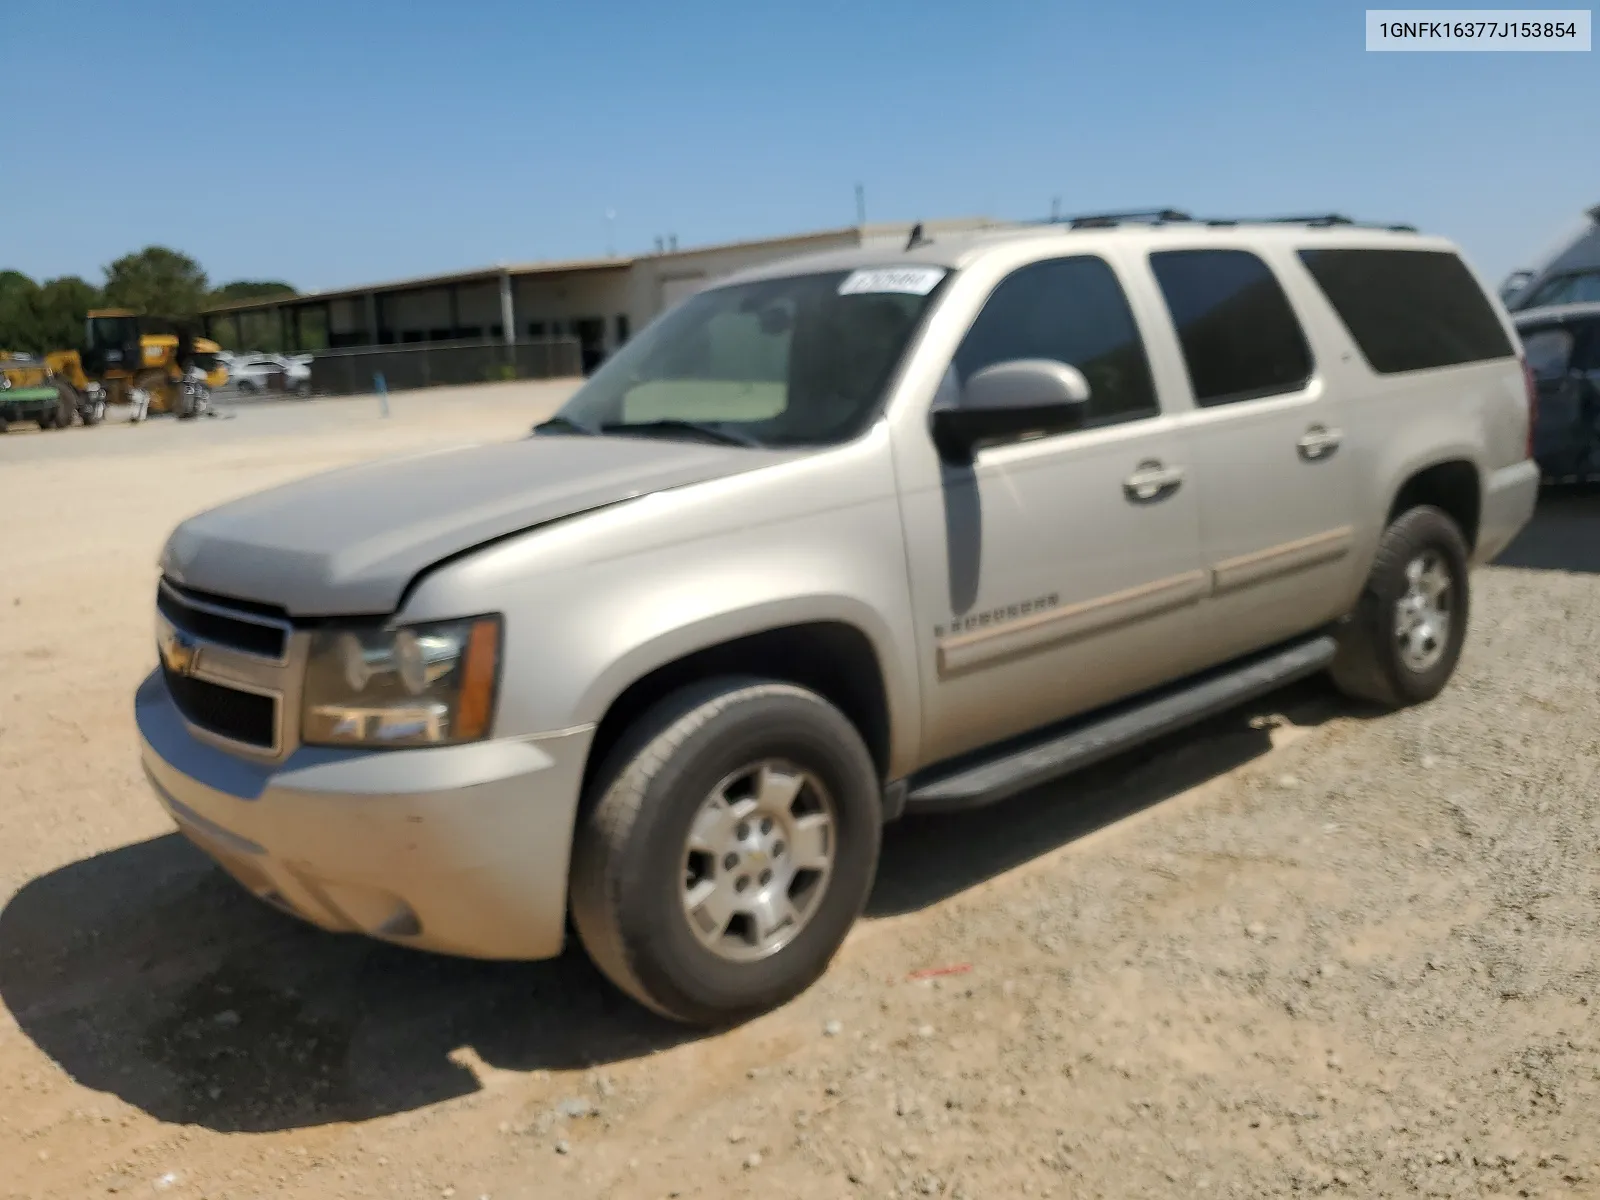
[{"xmin": 46, "ymin": 309, "xmax": 230, "ymax": 421}]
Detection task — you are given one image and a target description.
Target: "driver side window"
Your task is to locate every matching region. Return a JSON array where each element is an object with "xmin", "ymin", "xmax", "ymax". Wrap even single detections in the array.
[{"xmin": 952, "ymin": 255, "xmax": 1159, "ymax": 426}]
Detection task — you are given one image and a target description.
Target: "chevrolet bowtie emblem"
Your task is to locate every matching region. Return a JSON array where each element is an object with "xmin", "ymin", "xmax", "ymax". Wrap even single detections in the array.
[{"xmin": 159, "ymin": 625, "xmax": 202, "ymax": 677}]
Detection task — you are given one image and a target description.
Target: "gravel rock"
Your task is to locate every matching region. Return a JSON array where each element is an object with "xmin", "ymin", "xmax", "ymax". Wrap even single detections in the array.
[{"xmin": 3, "ymin": 417, "xmax": 1598, "ymax": 1200}]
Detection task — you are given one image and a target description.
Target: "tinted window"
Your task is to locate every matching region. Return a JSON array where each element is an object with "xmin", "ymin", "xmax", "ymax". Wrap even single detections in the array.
[
  {"xmin": 1297, "ymin": 248, "xmax": 1513, "ymax": 374},
  {"xmin": 1149, "ymin": 249, "xmax": 1313, "ymax": 406},
  {"xmin": 953, "ymin": 255, "xmax": 1157, "ymax": 425}
]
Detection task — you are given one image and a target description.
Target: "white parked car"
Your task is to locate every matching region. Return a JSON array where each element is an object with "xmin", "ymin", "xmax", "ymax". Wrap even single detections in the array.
[{"xmin": 231, "ymin": 354, "xmax": 312, "ymax": 396}]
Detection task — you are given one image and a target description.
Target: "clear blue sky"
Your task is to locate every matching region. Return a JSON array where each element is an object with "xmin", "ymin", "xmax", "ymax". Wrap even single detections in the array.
[{"xmin": 4, "ymin": 0, "xmax": 1595, "ymax": 292}]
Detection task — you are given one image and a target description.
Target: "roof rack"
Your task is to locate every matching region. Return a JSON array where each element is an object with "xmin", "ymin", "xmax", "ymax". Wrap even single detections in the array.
[
  {"xmin": 1204, "ymin": 214, "xmax": 1418, "ymax": 233},
  {"xmin": 1055, "ymin": 208, "xmax": 1194, "ymax": 229}
]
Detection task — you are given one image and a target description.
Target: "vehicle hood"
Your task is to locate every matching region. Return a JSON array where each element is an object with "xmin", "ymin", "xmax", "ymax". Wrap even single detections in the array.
[{"xmin": 160, "ymin": 434, "xmax": 795, "ymax": 617}]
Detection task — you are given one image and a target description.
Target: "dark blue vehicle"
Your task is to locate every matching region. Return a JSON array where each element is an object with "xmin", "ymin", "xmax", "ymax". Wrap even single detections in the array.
[
  {"xmin": 1515, "ymin": 301, "xmax": 1600, "ymax": 484},
  {"xmin": 1501, "ymin": 205, "xmax": 1600, "ymax": 312}
]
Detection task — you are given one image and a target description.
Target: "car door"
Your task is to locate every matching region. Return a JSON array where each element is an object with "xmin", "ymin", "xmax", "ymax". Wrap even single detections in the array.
[
  {"xmin": 893, "ymin": 252, "xmax": 1209, "ymax": 764},
  {"xmin": 1138, "ymin": 245, "xmax": 1358, "ymax": 666}
]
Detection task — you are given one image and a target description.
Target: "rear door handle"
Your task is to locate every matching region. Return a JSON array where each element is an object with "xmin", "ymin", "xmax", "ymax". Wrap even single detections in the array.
[
  {"xmin": 1123, "ymin": 460, "xmax": 1186, "ymax": 502},
  {"xmin": 1297, "ymin": 425, "xmax": 1343, "ymax": 461}
]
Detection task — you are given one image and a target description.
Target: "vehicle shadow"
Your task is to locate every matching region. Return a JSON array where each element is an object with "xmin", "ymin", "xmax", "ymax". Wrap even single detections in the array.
[
  {"xmin": 1493, "ymin": 485, "xmax": 1600, "ymax": 574},
  {"xmin": 868, "ymin": 676, "xmax": 1345, "ymax": 916},
  {"xmin": 0, "ymin": 679, "xmax": 1351, "ymax": 1134},
  {"xmin": 0, "ymin": 836, "xmax": 688, "ymax": 1133}
]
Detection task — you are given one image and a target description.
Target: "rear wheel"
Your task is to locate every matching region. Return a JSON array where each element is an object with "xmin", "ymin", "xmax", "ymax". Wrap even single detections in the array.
[
  {"xmin": 570, "ymin": 678, "xmax": 882, "ymax": 1026},
  {"xmin": 49, "ymin": 383, "xmax": 78, "ymax": 428},
  {"xmin": 1329, "ymin": 505, "xmax": 1471, "ymax": 708}
]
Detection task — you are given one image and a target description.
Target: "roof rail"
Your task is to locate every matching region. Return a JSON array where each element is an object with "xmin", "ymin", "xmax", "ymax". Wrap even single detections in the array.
[
  {"xmin": 1020, "ymin": 210, "xmax": 1418, "ymax": 234},
  {"xmin": 1204, "ymin": 214, "xmax": 1419, "ymax": 233},
  {"xmin": 1061, "ymin": 208, "xmax": 1193, "ymax": 229}
]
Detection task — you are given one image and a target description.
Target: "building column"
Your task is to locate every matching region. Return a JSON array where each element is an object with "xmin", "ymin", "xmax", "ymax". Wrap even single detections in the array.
[{"xmin": 499, "ymin": 271, "xmax": 515, "ymax": 344}]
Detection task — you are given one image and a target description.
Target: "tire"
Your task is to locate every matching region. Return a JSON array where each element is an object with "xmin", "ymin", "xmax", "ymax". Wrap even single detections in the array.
[
  {"xmin": 1329, "ymin": 505, "xmax": 1471, "ymax": 709},
  {"xmin": 569, "ymin": 677, "xmax": 882, "ymax": 1026},
  {"xmin": 50, "ymin": 383, "xmax": 78, "ymax": 428},
  {"xmin": 35, "ymin": 405, "xmax": 56, "ymax": 430}
]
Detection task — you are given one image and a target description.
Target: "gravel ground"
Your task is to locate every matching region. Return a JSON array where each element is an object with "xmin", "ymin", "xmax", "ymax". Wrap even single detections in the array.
[{"xmin": 1, "ymin": 393, "xmax": 1597, "ymax": 1199}]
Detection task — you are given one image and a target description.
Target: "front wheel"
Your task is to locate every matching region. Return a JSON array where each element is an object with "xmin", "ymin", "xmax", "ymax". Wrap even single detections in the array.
[
  {"xmin": 569, "ymin": 678, "xmax": 882, "ymax": 1026},
  {"xmin": 1329, "ymin": 505, "xmax": 1471, "ymax": 709}
]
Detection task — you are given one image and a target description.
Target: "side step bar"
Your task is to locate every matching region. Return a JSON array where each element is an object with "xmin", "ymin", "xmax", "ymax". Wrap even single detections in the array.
[{"xmin": 902, "ymin": 633, "xmax": 1338, "ymax": 814}]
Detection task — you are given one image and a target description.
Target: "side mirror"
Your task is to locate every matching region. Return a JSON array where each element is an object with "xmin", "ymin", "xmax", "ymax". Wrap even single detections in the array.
[{"xmin": 931, "ymin": 359, "xmax": 1091, "ymax": 463}]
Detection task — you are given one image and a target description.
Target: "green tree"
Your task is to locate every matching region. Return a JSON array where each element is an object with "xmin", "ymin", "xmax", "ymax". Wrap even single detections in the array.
[
  {"xmin": 33, "ymin": 276, "xmax": 102, "ymax": 351},
  {"xmin": 209, "ymin": 279, "xmax": 296, "ymax": 304},
  {"xmin": 102, "ymin": 246, "xmax": 209, "ymax": 318},
  {"xmin": 0, "ymin": 270, "xmax": 41, "ymax": 353}
]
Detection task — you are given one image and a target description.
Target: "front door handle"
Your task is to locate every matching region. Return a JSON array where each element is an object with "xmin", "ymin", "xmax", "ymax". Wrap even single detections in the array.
[
  {"xmin": 1297, "ymin": 424, "xmax": 1343, "ymax": 461},
  {"xmin": 1123, "ymin": 460, "xmax": 1186, "ymax": 502}
]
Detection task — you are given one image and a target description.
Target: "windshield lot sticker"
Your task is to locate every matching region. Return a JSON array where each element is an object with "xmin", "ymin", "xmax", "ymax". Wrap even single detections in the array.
[{"xmin": 838, "ymin": 267, "xmax": 947, "ymax": 296}]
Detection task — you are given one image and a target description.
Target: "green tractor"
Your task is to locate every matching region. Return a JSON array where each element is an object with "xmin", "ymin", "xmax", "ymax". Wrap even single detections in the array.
[{"xmin": 0, "ymin": 354, "xmax": 87, "ymax": 433}]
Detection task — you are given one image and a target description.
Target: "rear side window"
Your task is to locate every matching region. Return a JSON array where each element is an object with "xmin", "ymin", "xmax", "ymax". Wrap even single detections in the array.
[
  {"xmin": 1148, "ymin": 249, "xmax": 1314, "ymax": 407},
  {"xmin": 1297, "ymin": 248, "xmax": 1514, "ymax": 374},
  {"xmin": 953, "ymin": 254, "xmax": 1159, "ymax": 425}
]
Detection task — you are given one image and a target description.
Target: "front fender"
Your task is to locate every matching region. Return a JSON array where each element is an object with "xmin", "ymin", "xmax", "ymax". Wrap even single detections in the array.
[
  {"xmin": 574, "ymin": 588, "xmax": 915, "ymax": 764},
  {"xmin": 403, "ymin": 489, "xmax": 925, "ymax": 776}
]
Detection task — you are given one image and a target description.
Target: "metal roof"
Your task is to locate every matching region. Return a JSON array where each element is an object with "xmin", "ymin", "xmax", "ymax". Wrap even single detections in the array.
[{"xmin": 200, "ymin": 256, "xmax": 635, "ymax": 315}]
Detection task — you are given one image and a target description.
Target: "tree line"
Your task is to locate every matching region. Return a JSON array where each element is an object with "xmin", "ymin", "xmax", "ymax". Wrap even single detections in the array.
[{"xmin": 0, "ymin": 246, "xmax": 295, "ymax": 355}]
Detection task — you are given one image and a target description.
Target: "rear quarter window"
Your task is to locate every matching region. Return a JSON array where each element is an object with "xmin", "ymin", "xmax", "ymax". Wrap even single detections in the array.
[{"xmin": 1296, "ymin": 248, "xmax": 1514, "ymax": 374}]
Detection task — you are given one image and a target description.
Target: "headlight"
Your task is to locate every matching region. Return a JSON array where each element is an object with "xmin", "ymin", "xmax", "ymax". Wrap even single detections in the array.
[{"xmin": 301, "ymin": 615, "xmax": 502, "ymax": 748}]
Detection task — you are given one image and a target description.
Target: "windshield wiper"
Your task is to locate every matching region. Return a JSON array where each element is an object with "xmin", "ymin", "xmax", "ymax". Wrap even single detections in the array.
[
  {"xmin": 599, "ymin": 419, "xmax": 761, "ymax": 448},
  {"xmin": 531, "ymin": 414, "xmax": 596, "ymax": 436}
]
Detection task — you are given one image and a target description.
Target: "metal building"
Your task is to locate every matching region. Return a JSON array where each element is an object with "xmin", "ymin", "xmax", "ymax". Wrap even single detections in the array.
[{"xmin": 201, "ymin": 218, "xmax": 1003, "ymax": 393}]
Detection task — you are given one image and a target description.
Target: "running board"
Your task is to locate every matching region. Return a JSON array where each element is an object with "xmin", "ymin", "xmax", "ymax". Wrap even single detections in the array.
[{"xmin": 902, "ymin": 633, "xmax": 1338, "ymax": 814}]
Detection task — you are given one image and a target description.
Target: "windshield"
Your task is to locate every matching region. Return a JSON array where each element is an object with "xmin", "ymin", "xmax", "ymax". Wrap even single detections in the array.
[
  {"xmin": 86, "ymin": 315, "xmax": 139, "ymax": 350},
  {"xmin": 1524, "ymin": 270, "xmax": 1600, "ymax": 309},
  {"xmin": 548, "ymin": 267, "xmax": 948, "ymax": 447}
]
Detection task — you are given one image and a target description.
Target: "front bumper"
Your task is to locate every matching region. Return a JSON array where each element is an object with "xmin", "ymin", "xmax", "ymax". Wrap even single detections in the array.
[
  {"xmin": 136, "ymin": 669, "xmax": 594, "ymax": 960},
  {"xmin": 1474, "ymin": 459, "xmax": 1540, "ymax": 565}
]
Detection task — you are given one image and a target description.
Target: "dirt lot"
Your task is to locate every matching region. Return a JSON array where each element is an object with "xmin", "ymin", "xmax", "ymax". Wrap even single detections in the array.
[{"xmin": 2, "ymin": 387, "xmax": 1598, "ymax": 1200}]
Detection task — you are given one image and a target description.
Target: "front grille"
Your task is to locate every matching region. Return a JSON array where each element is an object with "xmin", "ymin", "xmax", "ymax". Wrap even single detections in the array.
[
  {"xmin": 163, "ymin": 667, "xmax": 278, "ymax": 750},
  {"xmin": 158, "ymin": 582, "xmax": 288, "ymax": 660}
]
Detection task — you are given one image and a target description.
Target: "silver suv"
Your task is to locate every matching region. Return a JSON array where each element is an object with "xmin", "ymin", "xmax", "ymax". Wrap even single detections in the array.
[{"xmin": 139, "ymin": 213, "xmax": 1539, "ymax": 1025}]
